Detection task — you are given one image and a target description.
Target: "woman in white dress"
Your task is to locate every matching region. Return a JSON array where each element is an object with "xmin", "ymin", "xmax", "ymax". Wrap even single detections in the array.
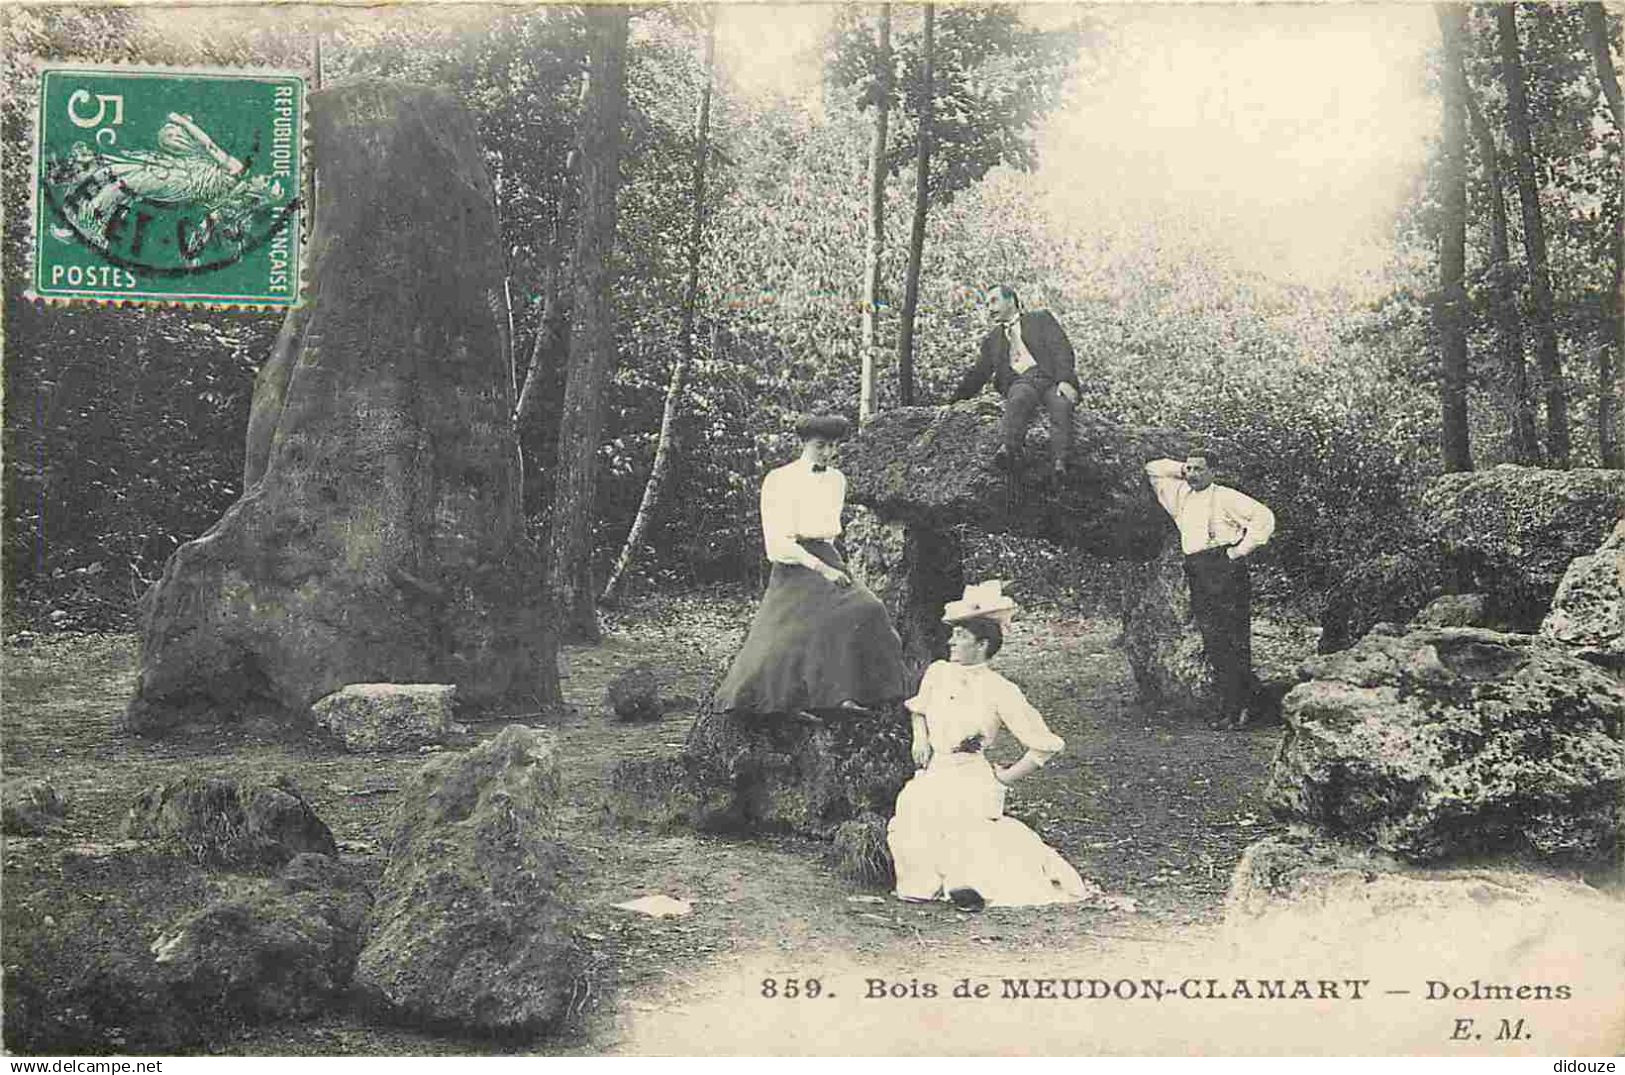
[{"xmin": 888, "ymin": 581, "xmax": 1097, "ymax": 910}]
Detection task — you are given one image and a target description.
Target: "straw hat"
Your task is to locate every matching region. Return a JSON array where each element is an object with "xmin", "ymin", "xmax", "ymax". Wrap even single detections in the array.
[{"xmin": 941, "ymin": 580, "xmax": 1018, "ymax": 627}]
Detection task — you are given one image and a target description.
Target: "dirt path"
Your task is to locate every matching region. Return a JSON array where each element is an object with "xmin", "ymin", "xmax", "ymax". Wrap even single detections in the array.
[{"xmin": 1, "ymin": 593, "xmax": 1308, "ymax": 1055}]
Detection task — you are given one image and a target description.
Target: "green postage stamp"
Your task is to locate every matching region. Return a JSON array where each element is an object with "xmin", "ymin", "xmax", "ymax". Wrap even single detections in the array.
[{"xmin": 31, "ymin": 65, "xmax": 306, "ymax": 307}]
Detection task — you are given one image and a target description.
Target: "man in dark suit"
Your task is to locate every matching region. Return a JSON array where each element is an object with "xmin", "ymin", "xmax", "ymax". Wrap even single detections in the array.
[{"xmin": 952, "ymin": 285, "xmax": 1080, "ymax": 476}]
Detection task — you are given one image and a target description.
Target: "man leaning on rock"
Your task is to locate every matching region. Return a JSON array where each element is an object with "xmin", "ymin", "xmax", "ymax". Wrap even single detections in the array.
[
  {"xmin": 1145, "ymin": 447, "xmax": 1276, "ymax": 730},
  {"xmin": 953, "ymin": 285, "xmax": 1081, "ymax": 479}
]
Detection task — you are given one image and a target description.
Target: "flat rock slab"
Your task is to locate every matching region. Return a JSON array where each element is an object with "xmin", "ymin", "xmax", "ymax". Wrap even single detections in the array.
[
  {"xmin": 312, "ymin": 683, "xmax": 461, "ymax": 751},
  {"xmin": 1269, "ymin": 626, "xmax": 1624, "ymax": 863},
  {"xmin": 840, "ymin": 402, "xmax": 1188, "ymax": 556},
  {"xmin": 355, "ymin": 725, "xmax": 579, "ymax": 1039}
]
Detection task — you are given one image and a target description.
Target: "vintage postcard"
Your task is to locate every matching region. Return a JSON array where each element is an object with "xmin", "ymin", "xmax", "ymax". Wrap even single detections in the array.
[{"xmin": 2, "ymin": 0, "xmax": 1621, "ymax": 1061}]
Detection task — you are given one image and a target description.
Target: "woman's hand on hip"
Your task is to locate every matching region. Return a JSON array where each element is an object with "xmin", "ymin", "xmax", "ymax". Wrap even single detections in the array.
[{"xmin": 821, "ymin": 564, "xmax": 852, "ymax": 587}]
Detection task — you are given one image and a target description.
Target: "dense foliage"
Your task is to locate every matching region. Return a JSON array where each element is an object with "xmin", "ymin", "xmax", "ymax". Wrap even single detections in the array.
[{"xmin": 3, "ymin": 4, "xmax": 1619, "ymax": 633}]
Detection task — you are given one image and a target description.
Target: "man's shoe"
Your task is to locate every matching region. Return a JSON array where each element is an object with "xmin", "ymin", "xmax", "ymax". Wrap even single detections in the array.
[
  {"xmin": 836, "ymin": 699, "xmax": 874, "ymax": 717},
  {"xmin": 948, "ymin": 887, "xmax": 986, "ymax": 912}
]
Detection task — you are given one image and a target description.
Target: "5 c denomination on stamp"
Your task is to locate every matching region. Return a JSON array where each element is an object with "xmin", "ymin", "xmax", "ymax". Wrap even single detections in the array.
[{"xmin": 31, "ymin": 64, "xmax": 306, "ymax": 307}]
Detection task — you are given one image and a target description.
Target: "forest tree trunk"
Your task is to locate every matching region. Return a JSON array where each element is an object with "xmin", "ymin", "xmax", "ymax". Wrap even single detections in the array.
[
  {"xmin": 860, "ymin": 4, "xmax": 892, "ymax": 421},
  {"xmin": 1497, "ymin": 3, "xmax": 1572, "ymax": 467},
  {"xmin": 1583, "ymin": 1, "xmax": 1622, "ymax": 467},
  {"xmin": 601, "ymin": 16, "xmax": 715, "ymax": 605},
  {"xmin": 544, "ymin": 7, "xmax": 630, "ymax": 641},
  {"xmin": 895, "ymin": 4, "xmax": 933, "ymax": 409},
  {"xmin": 1461, "ymin": 53, "xmax": 1540, "ymax": 463},
  {"xmin": 1436, "ymin": 5, "xmax": 1472, "ymax": 473}
]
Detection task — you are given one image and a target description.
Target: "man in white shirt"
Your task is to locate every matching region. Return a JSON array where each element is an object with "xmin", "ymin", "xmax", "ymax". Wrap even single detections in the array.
[
  {"xmin": 714, "ymin": 415, "xmax": 908, "ymax": 719},
  {"xmin": 1145, "ymin": 449, "xmax": 1276, "ymax": 730}
]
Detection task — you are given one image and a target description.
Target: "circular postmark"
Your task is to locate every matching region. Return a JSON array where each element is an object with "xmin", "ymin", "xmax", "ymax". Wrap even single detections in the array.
[
  {"xmin": 33, "ymin": 67, "xmax": 306, "ymax": 305},
  {"xmin": 42, "ymin": 114, "xmax": 300, "ymax": 277}
]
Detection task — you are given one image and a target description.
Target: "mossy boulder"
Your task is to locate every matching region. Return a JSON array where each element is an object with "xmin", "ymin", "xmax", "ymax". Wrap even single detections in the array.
[
  {"xmin": 1542, "ymin": 518, "xmax": 1625, "ymax": 674},
  {"xmin": 1269, "ymin": 626, "xmax": 1624, "ymax": 863},
  {"xmin": 121, "ymin": 775, "xmax": 337, "ymax": 867},
  {"xmin": 355, "ymin": 725, "xmax": 579, "ymax": 1038},
  {"xmin": 840, "ymin": 402, "xmax": 1188, "ymax": 557},
  {"xmin": 1317, "ymin": 551, "xmax": 1445, "ymax": 654},
  {"xmin": 1420, "ymin": 465, "xmax": 1625, "ymax": 631}
]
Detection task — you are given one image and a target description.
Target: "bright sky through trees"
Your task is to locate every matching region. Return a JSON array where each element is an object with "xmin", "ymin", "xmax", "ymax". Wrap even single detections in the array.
[{"xmin": 714, "ymin": 3, "xmax": 1438, "ymax": 295}]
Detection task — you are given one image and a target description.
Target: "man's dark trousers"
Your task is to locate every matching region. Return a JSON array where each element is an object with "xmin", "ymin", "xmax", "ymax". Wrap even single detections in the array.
[
  {"xmin": 1183, "ymin": 546, "xmax": 1258, "ymax": 719},
  {"xmin": 1003, "ymin": 369, "xmax": 1074, "ymax": 466}
]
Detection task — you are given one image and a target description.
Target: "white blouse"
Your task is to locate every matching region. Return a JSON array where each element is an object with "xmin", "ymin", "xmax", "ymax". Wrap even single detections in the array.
[
  {"xmin": 1144, "ymin": 459, "xmax": 1276, "ymax": 557},
  {"xmin": 905, "ymin": 660, "xmax": 1064, "ymax": 758},
  {"xmin": 760, "ymin": 457, "xmax": 845, "ymax": 570}
]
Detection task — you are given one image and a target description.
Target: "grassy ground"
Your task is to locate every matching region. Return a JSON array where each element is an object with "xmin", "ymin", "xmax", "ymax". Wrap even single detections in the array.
[{"xmin": 1, "ymin": 593, "xmax": 1315, "ymax": 1055}]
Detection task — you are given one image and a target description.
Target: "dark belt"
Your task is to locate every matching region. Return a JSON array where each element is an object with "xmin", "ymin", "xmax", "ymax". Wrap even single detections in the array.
[{"xmin": 1185, "ymin": 544, "xmax": 1239, "ymax": 561}]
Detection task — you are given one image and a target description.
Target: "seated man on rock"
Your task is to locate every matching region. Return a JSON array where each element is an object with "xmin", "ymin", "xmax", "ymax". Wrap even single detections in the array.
[{"xmin": 952, "ymin": 285, "xmax": 1081, "ymax": 479}]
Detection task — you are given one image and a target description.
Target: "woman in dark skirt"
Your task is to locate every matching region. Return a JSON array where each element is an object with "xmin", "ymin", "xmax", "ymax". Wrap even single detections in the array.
[{"xmin": 714, "ymin": 415, "xmax": 909, "ymax": 717}]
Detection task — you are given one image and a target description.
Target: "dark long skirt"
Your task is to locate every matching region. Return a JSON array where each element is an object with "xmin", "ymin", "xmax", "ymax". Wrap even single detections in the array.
[{"xmin": 714, "ymin": 540, "xmax": 908, "ymax": 716}]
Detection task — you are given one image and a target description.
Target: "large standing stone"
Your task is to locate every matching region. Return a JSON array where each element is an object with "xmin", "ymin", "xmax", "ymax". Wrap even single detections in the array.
[
  {"xmin": 1542, "ymin": 518, "xmax": 1625, "ymax": 673},
  {"xmin": 1118, "ymin": 543, "xmax": 1216, "ymax": 710},
  {"xmin": 1269, "ymin": 626, "xmax": 1624, "ymax": 863},
  {"xmin": 355, "ymin": 725, "xmax": 578, "ymax": 1038},
  {"xmin": 1420, "ymin": 465, "xmax": 1625, "ymax": 630},
  {"xmin": 126, "ymin": 82, "xmax": 554, "ymax": 733},
  {"xmin": 844, "ymin": 506, "xmax": 964, "ymax": 674}
]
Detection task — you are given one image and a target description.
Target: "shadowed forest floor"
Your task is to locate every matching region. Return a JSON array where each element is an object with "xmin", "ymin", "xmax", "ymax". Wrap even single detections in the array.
[{"xmin": 1, "ymin": 592, "xmax": 1318, "ymax": 1055}]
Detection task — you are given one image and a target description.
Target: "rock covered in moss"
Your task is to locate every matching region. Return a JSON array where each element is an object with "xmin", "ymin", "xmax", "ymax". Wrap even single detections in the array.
[
  {"xmin": 844, "ymin": 507, "xmax": 965, "ymax": 675},
  {"xmin": 605, "ymin": 664, "xmax": 663, "ymax": 723},
  {"xmin": 1118, "ymin": 543, "xmax": 1218, "ymax": 710},
  {"xmin": 355, "ymin": 725, "xmax": 579, "ymax": 1038},
  {"xmin": 126, "ymin": 82, "xmax": 555, "ymax": 734},
  {"xmin": 840, "ymin": 402, "xmax": 1189, "ymax": 557},
  {"xmin": 606, "ymin": 696, "xmax": 914, "ymax": 839},
  {"xmin": 1542, "ymin": 518, "xmax": 1625, "ymax": 673},
  {"xmin": 3, "ymin": 780, "xmax": 69, "ymax": 836},
  {"xmin": 1317, "ymin": 551, "xmax": 1445, "ymax": 654},
  {"xmin": 122, "ymin": 775, "xmax": 337, "ymax": 867},
  {"xmin": 1420, "ymin": 465, "xmax": 1625, "ymax": 630},
  {"xmin": 1269, "ymin": 626, "xmax": 1624, "ymax": 863},
  {"xmin": 153, "ymin": 853, "xmax": 373, "ymax": 1023},
  {"xmin": 312, "ymin": 683, "xmax": 462, "ymax": 751}
]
